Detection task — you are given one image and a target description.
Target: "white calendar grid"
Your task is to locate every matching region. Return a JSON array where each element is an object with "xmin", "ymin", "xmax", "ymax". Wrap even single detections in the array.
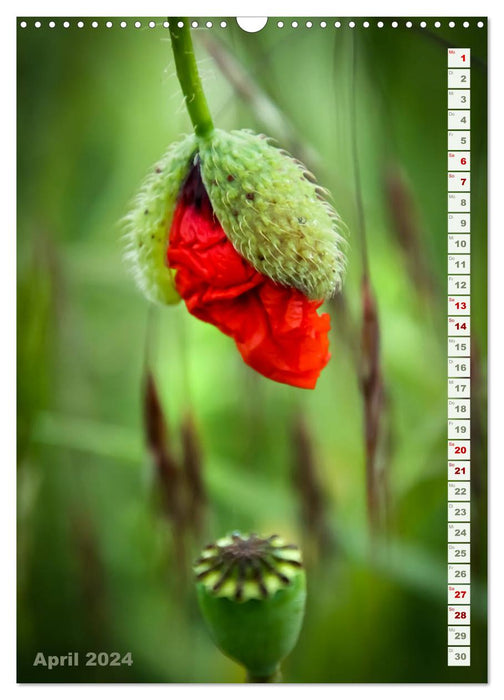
[{"xmin": 447, "ymin": 47, "xmax": 471, "ymax": 667}]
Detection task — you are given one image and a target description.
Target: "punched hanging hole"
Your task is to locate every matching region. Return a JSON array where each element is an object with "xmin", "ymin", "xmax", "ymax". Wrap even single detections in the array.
[{"xmin": 236, "ymin": 17, "xmax": 268, "ymax": 33}]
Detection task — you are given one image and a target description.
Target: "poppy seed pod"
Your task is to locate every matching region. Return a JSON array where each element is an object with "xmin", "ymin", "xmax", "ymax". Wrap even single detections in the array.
[{"xmin": 194, "ymin": 533, "xmax": 306, "ymax": 681}]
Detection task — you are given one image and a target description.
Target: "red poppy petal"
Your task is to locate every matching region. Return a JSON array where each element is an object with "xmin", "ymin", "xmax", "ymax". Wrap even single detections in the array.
[{"xmin": 167, "ymin": 166, "xmax": 331, "ymax": 389}]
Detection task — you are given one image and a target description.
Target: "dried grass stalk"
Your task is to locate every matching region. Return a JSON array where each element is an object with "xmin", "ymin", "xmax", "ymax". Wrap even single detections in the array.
[
  {"xmin": 291, "ymin": 412, "xmax": 334, "ymax": 562},
  {"xmin": 180, "ymin": 411, "xmax": 206, "ymax": 537},
  {"xmin": 359, "ymin": 276, "xmax": 385, "ymax": 533},
  {"xmin": 143, "ymin": 370, "xmax": 186, "ymax": 572},
  {"xmin": 384, "ymin": 163, "xmax": 437, "ymax": 303}
]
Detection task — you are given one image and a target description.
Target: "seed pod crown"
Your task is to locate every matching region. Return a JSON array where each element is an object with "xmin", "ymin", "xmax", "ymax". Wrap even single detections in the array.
[{"xmin": 194, "ymin": 532, "xmax": 304, "ymax": 602}]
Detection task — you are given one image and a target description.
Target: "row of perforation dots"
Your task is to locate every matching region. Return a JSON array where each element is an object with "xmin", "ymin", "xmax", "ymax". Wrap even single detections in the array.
[
  {"xmin": 18, "ymin": 19, "xmax": 228, "ymax": 29},
  {"xmin": 19, "ymin": 19, "xmax": 486, "ymax": 29},
  {"xmin": 282, "ymin": 20, "xmax": 485, "ymax": 29}
]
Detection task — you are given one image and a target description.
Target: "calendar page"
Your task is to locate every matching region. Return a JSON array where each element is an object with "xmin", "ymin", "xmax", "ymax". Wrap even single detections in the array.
[{"xmin": 17, "ymin": 16, "xmax": 487, "ymax": 684}]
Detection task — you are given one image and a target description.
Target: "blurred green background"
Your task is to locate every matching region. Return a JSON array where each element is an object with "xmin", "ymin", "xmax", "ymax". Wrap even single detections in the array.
[{"xmin": 17, "ymin": 17, "xmax": 487, "ymax": 682}]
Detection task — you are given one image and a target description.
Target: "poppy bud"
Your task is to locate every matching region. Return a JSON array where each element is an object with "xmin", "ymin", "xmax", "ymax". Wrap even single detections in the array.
[
  {"xmin": 126, "ymin": 128, "xmax": 347, "ymax": 388},
  {"xmin": 124, "ymin": 133, "xmax": 197, "ymax": 305},
  {"xmin": 198, "ymin": 129, "xmax": 346, "ymax": 300},
  {"xmin": 194, "ymin": 533, "xmax": 306, "ymax": 681}
]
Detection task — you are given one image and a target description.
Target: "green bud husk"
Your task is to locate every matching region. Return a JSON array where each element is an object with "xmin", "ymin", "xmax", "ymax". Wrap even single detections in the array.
[
  {"xmin": 124, "ymin": 133, "xmax": 197, "ymax": 305},
  {"xmin": 195, "ymin": 533, "xmax": 306, "ymax": 679},
  {"xmin": 198, "ymin": 129, "xmax": 346, "ymax": 300}
]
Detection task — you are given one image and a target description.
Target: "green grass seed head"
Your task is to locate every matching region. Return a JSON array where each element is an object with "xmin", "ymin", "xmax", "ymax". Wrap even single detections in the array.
[{"xmin": 198, "ymin": 129, "xmax": 347, "ymax": 300}]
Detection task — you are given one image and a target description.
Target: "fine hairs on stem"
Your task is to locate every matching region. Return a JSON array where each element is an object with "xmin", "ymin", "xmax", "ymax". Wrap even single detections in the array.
[{"xmin": 169, "ymin": 18, "xmax": 214, "ymax": 138}]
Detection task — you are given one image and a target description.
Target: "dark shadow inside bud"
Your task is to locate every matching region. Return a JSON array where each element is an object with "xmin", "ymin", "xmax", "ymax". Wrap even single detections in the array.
[{"xmin": 179, "ymin": 161, "xmax": 212, "ymax": 214}]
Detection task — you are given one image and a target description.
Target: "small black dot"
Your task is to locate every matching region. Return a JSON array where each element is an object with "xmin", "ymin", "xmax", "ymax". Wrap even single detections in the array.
[
  {"xmin": 246, "ymin": 192, "xmax": 255, "ymax": 201},
  {"xmin": 227, "ymin": 174, "xmax": 234, "ymax": 182},
  {"xmin": 155, "ymin": 167, "xmax": 163, "ymax": 173}
]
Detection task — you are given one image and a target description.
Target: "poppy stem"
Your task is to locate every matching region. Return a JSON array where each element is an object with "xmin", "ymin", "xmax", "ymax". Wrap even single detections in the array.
[
  {"xmin": 246, "ymin": 667, "xmax": 282, "ymax": 683},
  {"xmin": 169, "ymin": 18, "xmax": 214, "ymax": 138}
]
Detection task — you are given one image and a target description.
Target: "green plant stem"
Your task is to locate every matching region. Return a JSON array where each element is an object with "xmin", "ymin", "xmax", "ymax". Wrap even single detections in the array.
[
  {"xmin": 246, "ymin": 667, "xmax": 282, "ymax": 683},
  {"xmin": 169, "ymin": 18, "xmax": 214, "ymax": 138}
]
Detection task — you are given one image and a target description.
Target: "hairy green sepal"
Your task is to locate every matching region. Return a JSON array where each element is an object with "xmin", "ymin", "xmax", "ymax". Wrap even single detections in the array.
[
  {"xmin": 124, "ymin": 134, "xmax": 197, "ymax": 305},
  {"xmin": 198, "ymin": 129, "xmax": 346, "ymax": 300}
]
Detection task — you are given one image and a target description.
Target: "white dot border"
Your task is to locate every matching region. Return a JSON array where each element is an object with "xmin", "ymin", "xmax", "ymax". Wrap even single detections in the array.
[{"xmin": 17, "ymin": 17, "xmax": 486, "ymax": 31}]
